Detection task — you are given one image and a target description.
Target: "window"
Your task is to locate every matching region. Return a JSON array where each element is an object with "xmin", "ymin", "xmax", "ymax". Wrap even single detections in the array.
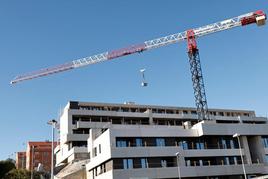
[
  {"xmin": 136, "ymin": 138, "xmax": 143, "ymax": 147},
  {"xmin": 234, "ymin": 156, "xmax": 238, "ymax": 165},
  {"xmin": 199, "ymin": 142, "xmax": 205, "ymax": 149},
  {"xmin": 199, "ymin": 160, "xmax": 203, "ymax": 166},
  {"xmin": 99, "ymin": 144, "xmax": 101, "ymax": 154},
  {"xmin": 229, "ymin": 156, "xmax": 235, "ymax": 165},
  {"xmin": 224, "ymin": 157, "xmax": 230, "ymax": 165},
  {"xmin": 220, "ymin": 138, "xmax": 227, "ymax": 149},
  {"xmin": 72, "ymin": 141, "xmax": 87, "ymax": 147},
  {"xmin": 230, "ymin": 139, "xmax": 235, "ymax": 149},
  {"xmin": 185, "ymin": 160, "xmax": 190, "ymax": 166},
  {"xmin": 196, "ymin": 142, "xmax": 201, "ymax": 149},
  {"xmin": 262, "ymin": 137, "xmax": 268, "ymax": 148},
  {"xmin": 191, "ymin": 111, "xmax": 197, "ymax": 115},
  {"xmin": 123, "ymin": 159, "xmax": 133, "ymax": 169},
  {"xmin": 265, "ymin": 155, "xmax": 268, "ymax": 163},
  {"xmin": 93, "ymin": 147, "xmax": 97, "ymax": 157},
  {"xmin": 141, "ymin": 158, "xmax": 148, "ymax": 168},
  {"xmin": 179, "ymin": 141, "xmax": 188, "ymax": 149},
  {"xmin": 73, "ymin": 128, "xmax": 89, "ymax": 134},
  {"xmin": 116, "ymin": 140, "xmax": 127, "ymax": 147},
  {"xmin": 100, "ymin": 163, "xmax": 106, "ymax": 173},
  {"xmin": 43, "ymin": 152, "xmax": 49, "ymax": 158},
  {"xmin": 183, "ymin": 110, "xmax": 188, "ymax": 114},
  {"xmin": 219, "ymin": 112, "xmax": 224, "ymax": 116},
  {"xmin": 156, "ymin": 138, "xmax": 165, "ymax": 147},
  {"xmin": 161, "ymin": 159, "xmax": 167, "ymax": 167}
]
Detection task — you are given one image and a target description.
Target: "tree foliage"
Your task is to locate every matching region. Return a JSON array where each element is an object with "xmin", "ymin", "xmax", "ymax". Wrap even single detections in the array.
[
  {"xmin": 4, "ymin": 169, "xmax": 30, "ymax": 179},
  {"xmin": 0, "ymin": 159, "xmax": 16, "ymax": 178},
  {"xmin": 4, "ymin": 169, "xmax": 49, "ymax": 179}
]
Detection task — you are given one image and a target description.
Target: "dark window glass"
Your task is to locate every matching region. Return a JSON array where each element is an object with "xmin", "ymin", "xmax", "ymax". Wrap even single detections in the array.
[{"xmin": 156, "ymin": 138, "xmax": 165, "ymax": 146}]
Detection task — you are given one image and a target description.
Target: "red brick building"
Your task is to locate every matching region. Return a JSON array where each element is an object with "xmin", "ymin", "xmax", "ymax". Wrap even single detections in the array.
[
  {"xmin": 16, "ymin": 152, "xmax": 26, "ymax": 169},
  {"xmin": 26, "ymin": 141, "xmax": 57, "ymax": 172}
]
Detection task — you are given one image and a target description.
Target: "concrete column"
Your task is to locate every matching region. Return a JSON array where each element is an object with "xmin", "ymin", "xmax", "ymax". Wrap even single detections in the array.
[
  {"xmin": 148, "ymin": 109, "xmax": 153, "ymax": 125},
  {"xmin": 247, "ymin": 136, "xmax": 266, "ymax": 164},
  {"xmin": 240, "ymin": 136, "xmax": 252, "ymax": 164}
]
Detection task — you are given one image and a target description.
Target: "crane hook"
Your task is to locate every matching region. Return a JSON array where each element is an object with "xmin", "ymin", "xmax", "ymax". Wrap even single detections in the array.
[{"xmin": 140, "ymin": 68, "xmax": 148, "ymax": 87}]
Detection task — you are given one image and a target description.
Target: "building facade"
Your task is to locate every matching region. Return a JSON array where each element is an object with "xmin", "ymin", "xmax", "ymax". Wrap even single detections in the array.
[
  {"xmin": 56, "ymin": 101, "xmax": 268, "ymax": 179},
  {"xmin": 16, "ymin": 151, "xmax": 26, "ymax": 169},
  {"xmin": 26, "ymin": 141, "xmax": 56, "ymax": 173}
]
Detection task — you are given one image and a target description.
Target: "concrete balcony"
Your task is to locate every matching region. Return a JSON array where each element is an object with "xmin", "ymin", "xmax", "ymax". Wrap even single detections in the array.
[
  {"xmin": 72, "ymin": 146, "xmax": 88, "ymax": 153},
  {"xmin": 183, "ymin": 148, "xmax": 242, "ymax": 157},
  {"xmin": 242, "ymin": 116, "xmax": 267, "ymax": 122},
  {"xmin": 70, "ymin": 109, "xmax": 150, "ymax": 118},
  {"xmin": 181, "ymin": 164, "xmax": 266, "ymax": 178},
  {"xmin": 112, "ymin": 164, "xmax": 266, "ymax": 178},
  {"xmin": 111, "ymin": 147, "xmax": 242, "ymax": 158},
  {"xmin": 111, "ymin": 146, "xmax": 181, "ymax": 158},
  {"xmin": 61, "ymin": 133, "xmax": 89, "ymax": 144},
  {"xmin": 193, "ymin": 121, "xmax": 268, "ymax": 136},
  {"xmin": 56, "ymin": 146, "xmax": 88, "ymax": 165},
  {"xmin": 152, "ymin": 113, "xmax": 197, "ymax": 119},
  {"xmin": 111, "ymin": 125, "xmax": 197, "ymax": 138},
  {"xmin": 76, "ymin": 121, "xmax": 111, "ymax": 129}
]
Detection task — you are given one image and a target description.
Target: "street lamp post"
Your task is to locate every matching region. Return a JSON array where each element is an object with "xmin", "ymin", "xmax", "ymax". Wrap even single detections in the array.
[
  {"xmin": 175, "ymin": 152, "xmax": 181, "ymax": 179},
  {"xmin": 47, "ymin": 119, "xmax": 57, "ymax": 179},
  {"xmin": 31, "ymin": 146, "xmax": 36, "ymax": 179},
  {"xmin": 81, "ymin": 164, "xmax": 86, "ymax": 179},
  {"xmin": 233, "ymin": 133, "xmax": 247, "ymax": 179}
]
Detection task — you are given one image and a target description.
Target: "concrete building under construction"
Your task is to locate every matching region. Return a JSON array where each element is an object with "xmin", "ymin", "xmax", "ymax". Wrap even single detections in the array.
[{"xmin": 55, "ymin": 101, "xmax": 268, "ymax": 179}]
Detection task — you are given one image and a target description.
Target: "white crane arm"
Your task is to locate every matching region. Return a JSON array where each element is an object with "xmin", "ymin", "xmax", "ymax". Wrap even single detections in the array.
[{"xmin": 10, "ymin": 10, "xmax": 266, "ymax": 84}]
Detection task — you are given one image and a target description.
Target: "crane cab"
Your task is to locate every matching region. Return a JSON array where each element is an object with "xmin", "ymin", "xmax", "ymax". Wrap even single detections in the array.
[
  {"xmin": 256, "ymin": 15, "xmax": 266, "ymax": 26},
  {"xmin": 255, "ymin": 10, "xmax": 266, "ymax": 26}
]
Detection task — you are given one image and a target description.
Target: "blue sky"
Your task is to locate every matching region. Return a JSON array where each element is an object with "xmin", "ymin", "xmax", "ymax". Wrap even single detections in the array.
[{"xmin": 0, "ymin": 1, "xmax": 267, "ymax": 160}]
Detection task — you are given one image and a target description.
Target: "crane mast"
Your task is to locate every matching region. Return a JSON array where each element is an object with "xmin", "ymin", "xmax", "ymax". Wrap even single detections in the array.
[
  {"xmin": 10, "ymin": 10, "xmax": 266, "ymax": 121},
  {"xmin": 186, "ymin": 29, "xmax": 209, "ymax": 121}
]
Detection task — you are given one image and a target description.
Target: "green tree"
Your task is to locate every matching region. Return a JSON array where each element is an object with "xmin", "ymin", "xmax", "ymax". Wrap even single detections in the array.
[
  {"xmin": 0, "ymin": 159, "xmax": 16, "ymax": 178},
  {"xmin": 3, "ymin": 169, "xmax": 30, "ymax": 179},
  {"xmin": 4, "ymin": 169, "xmax": 48, "ymax": 179}
]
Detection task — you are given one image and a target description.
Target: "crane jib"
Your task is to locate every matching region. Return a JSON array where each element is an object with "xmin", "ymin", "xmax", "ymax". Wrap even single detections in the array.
[
  {"xmin": 12, "ymin": 62, "xmax": 74, "ymax": 83},
  {"xmin": 10, "ymin": 10, "xmax": 266, "ymax": 84},
  {"xmin": 107, "ymin": 44, "xmax": 146, "ymax": 60}
]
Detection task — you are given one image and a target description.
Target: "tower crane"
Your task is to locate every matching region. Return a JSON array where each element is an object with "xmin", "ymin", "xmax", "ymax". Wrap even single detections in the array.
[{"xmin": 11, "ymin": 10, "xmax": 266, "ymax": 121}]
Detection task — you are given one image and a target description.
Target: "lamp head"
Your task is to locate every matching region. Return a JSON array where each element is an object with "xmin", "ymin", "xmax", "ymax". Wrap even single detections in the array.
[
  {"xmin": 233, "ymin": 133, "xmax": 240, "ymax": 138},
  {"xmin": 47, "ymin": 119, "xmax": 57, "ymax": 125}
]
